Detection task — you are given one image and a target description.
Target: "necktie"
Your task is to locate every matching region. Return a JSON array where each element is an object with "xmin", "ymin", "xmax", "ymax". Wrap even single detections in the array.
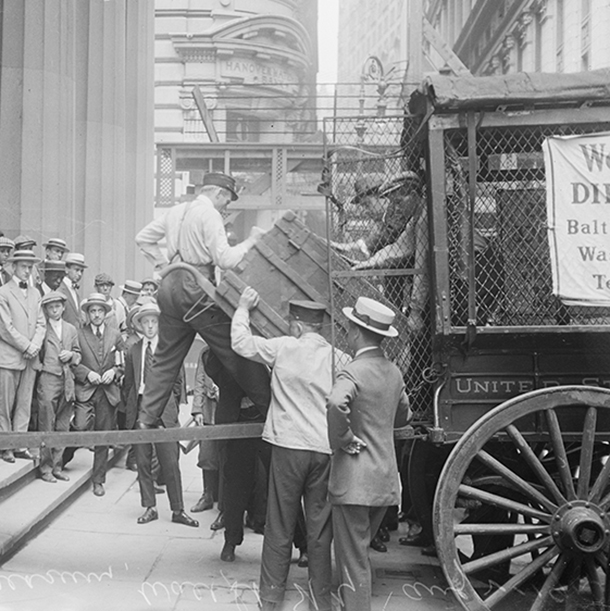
[
  {"xmin": 73, "ymin": 283, "xmax": 79, "ymax": 290},
  {"xmin": 144, "ymin": 341, "xmax": 153, "ymax": 384},
  {"xmin": 19, "ymin": 281, "xmax": 27, "ymax": 289},
  {"xmin": 95, "ymin": 327, "xmax": 102, "ymax": 340}
]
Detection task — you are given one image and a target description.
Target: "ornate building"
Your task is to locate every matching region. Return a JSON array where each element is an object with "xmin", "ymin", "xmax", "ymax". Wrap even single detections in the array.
[
  {"xmin": 155, "ymin": 0, "xmax": 318, "ymax": 145},
  {"xmin": 425, "ymin": 0, "xmax": 610, "ymax": 76}
]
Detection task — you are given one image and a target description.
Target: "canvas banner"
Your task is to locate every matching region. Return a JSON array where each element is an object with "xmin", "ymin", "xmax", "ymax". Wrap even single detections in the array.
[{"xmin": 543, "ymin": 131, "xmax": 610, "ymax": 307}]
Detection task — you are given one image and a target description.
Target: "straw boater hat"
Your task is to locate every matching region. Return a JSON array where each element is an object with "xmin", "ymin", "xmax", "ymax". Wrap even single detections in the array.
[
  {"xmin": 8, "ymin": 249, "xmax": 41, "ymax": 264},
  {"xmin": 42, "ymin": 238, "xmax": 69, "ymax": 253},
  {"xmin": 379, "ymin": 170, "xmax": 420, "ymax": 196},
  {"xmin": 133, "ymin": 302, "xmax": 160, "ymax": 325},
  {"xmin": 121, "ymin": 280, "xmax": 142, "ymax": 295},
  {"xmin": 80, "ymin": 292, "xmax": 112, "ymax": 313},
  {"xmin": 64, "ymin": 253, "xmax": 88, "ymax": 268},
  {"xmin": 0, "ymin": 237, "xmax": 14, "ymax": 250},
  {"xmin": 343, "ymin": 296, "xmax": 398, "ymax": 338},
  {"xmin": 41, "ymin": 291, "xmax": 67, "ymax": 307},
  {"xmin": 288, "ymin": 300, "xmax": 327, "ymax": 325},
  {"xmin": 14, "ymin": 235, "xmax": 36, "ymax": 250},
  {"xmin": 140, "ymin": 277, "xmax": 159, "ymax": 290},
  {"xmin": 43, "ymin": 260, "xmax": 66, "ymax": 273}
]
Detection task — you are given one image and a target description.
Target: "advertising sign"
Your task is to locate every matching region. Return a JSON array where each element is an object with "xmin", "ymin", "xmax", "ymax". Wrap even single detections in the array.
[{"xmin": 543, "ymin": 131, "xmax": 610, "ymax": 306}]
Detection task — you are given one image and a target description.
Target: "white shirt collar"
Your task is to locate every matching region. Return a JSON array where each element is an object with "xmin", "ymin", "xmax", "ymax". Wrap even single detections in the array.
[
  {"xmin": 354, "ymin": 346, "xmax": 378, "ymax": 358},
  {"xmin": 91, "ymin": 323, "xmax": 105, "ymax": 336}
]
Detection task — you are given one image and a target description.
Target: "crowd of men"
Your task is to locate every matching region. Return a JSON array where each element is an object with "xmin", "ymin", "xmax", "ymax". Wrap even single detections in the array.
[{"xmin": 0, "ymin": 172, "xmax": 412, "ymax": 611}]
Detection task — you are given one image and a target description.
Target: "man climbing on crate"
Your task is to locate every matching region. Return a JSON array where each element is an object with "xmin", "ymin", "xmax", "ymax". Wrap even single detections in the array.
[
  {"xmin": 327, "ymin": 296, "xmax": 411, "ymax": 611},
  {"xmin": 134, "ymin": 172, "xmax": 271, "ymax": 429}
]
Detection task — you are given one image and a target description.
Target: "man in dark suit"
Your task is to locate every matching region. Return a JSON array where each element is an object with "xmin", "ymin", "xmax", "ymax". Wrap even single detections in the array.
[
  {"xmin": 38, "ymin": 260, "xmax": 66, "ymax": 296},
  {"xmin": 123, "ymin": 302, "xmax": 198, "ymax": 527},
  {"xmin": 73, "ymin": 292, "xmax": 124, "ymax": 496},
  {"xmin": 0, "ymin": 250, "xmax": 46, "ymax": 463},
  {"xmin": 58, "ymin": 252, "xmax": 87, "ymax": 329},
  {"xmin": 326, "ymin": 297, "xmax": 411, "ymax": 611}
]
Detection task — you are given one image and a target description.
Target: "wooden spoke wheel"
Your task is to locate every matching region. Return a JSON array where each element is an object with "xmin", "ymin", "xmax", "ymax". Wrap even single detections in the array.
[{"xmin": 433, "ymin": 386, "xmax": 610, "ymax": 611}]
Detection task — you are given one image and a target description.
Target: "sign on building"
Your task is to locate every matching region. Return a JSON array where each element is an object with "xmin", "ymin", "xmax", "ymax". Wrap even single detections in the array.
[{"xmin": 543, "ymin": 131, "xmax": 610, "ymax": 307}]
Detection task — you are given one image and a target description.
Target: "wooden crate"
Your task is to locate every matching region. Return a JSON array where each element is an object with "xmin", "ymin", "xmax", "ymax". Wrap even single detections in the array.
[{"xmin": 216, "ymin": 211, "xmax": 410, "ymax": 365}]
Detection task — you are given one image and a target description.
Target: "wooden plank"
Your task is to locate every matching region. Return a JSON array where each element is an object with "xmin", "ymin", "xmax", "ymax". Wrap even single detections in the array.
[
  {"xmin": 192, "ymin": 86, "xmax": 220, "ymax": 143},
  {"xmin": 423, "ymin": 17, "xmax": 472, "ymax": 77},
  {"xmin": 0, "ymin": 423, "xmax": 265, "ymax": 451}
]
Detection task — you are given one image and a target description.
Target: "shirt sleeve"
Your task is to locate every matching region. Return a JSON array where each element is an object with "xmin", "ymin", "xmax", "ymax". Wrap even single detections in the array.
[
  {"xmin": 231, "ymin": 306, "xmax": 282, "ymax": 366},
  {"xmin": 201, "ymin": 209, "xmax": 255, "ymax": 270},
  {"xmin": 394, "ymin": 389, "xmax": 412, "ymax": 428},
  {"xmin": 135, "ymin": 216, "xmax": 170, "ymax": 271},
  {"xmin": 326, "ymin": 369, "xmax": 359, "ymax": 451}
]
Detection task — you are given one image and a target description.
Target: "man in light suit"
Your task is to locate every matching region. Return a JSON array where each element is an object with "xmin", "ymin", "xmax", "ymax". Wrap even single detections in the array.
[
  {"xmin": 0, "ymin": 250, "xmax": 46, "ymax": 463},
  {"xmin": 58, "ymin": 252, "xmax": 87, "ymax": 329},
  {"xmin": 123, "ymin": 302, "xmax": 198, "ymax": 527},
  {"xmin": 326, "ymin": 297, "xmax": 411, "ymax": 611},
  {"xmin": 37, "ymin": 291, "xmax": 81, "ymax": 482},
  {"xmin": 73, "ymin": 293, "xmax": 124, "ymax": 496}
]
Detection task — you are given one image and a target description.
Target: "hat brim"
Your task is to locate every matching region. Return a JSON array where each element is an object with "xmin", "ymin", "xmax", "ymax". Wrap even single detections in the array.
[
  {"xmin": 121, "ymin": 286, "xmax": 141, "ymax": 295},
  {"xmin": 9, "ymin": 255, "xmax": 42, "ymax": 264},
  {"xmin": 42, "ymin": 243, "xmax": 69, "ymax": 252},
  {"xmin": 66, "ymin": 262, "xmax": 88, "ymax": 269},
  {"xmin": 81, "ymin": 300, "xmax": 112, "ymax": 313},
  {"xmin": 342, "ymin": 307, "xmax": 398, "ymax": 338}
]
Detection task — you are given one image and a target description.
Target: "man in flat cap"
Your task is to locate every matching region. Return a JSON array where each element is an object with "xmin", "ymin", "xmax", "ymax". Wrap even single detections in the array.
[
  {"xmin": 0, "ymin": 237, "xmax": 14, "ymax": 286},
  {"xmin": 0, "ymin": 250, "xmax": 46, "ymax": 462},
  {"xmin": 326, "ymin": 297, "xmax": 411, "ymax": 611},
  {"xmin": 59, "ymin": 253, "xmax": 87, "ymax": 329},
  {"xmin": 231, "ymin": 287, "xmax": 348, "ymax": 610},
  {"xmin": 37, "ymin": 291, "xmax": 81, "ymax": 483},
  {"xmin": 135, "ymin": 172, "xmax": 270, "ymax": 428},
  {"xmin": 94, "ymin": 272, "xmax": 124, "ymax": 331}
]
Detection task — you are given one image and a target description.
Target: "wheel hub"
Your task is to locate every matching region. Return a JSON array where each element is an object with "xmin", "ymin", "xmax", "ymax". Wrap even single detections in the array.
[{"xmin": 551, "ymin": 500, "xmax": 609, "ymax": 554}]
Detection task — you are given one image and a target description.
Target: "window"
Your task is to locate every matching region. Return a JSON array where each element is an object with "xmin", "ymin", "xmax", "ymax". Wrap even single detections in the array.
[{"xmin": 226, "ymin": 112, "xmax": 260, "ymax": 143}]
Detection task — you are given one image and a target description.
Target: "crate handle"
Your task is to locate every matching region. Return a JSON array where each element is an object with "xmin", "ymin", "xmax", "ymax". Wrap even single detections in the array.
[{"xmin": 288, "ymin": 239, "xmax": 301, "ymax": 251}]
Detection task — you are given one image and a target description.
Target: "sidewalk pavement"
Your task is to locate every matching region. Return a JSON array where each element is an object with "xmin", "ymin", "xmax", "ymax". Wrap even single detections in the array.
[{"xmin": 0, "ymin": 440, "xmax": 460, "ymax": 611}]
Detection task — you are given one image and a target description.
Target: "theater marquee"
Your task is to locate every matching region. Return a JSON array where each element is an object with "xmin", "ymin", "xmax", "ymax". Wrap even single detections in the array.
[{"xmin": 543, "ymin": 131, "xmax": 610, "ymax": 307}]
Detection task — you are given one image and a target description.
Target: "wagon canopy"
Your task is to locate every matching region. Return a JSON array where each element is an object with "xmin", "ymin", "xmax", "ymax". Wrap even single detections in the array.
[{"xmin": 409, "ymin": 68, "xmax": 610, "ymax": 113}]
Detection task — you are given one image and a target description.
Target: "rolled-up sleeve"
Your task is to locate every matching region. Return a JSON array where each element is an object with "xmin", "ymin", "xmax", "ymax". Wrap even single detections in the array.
[
  {"xmin": 231, "ymin": 307, "xmax": 281, "ymax": 366},
  {"xmin": 135, "ymin": 217, "xmax": 169, "ymax": 271}
]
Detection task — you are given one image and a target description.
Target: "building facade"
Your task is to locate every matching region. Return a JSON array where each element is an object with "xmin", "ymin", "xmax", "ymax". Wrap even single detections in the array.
[
  {"xmin": 0, "ymin": 0, "xmax": 155, "ymax": 285},
  {"xmin": 153, "ymin": 0, "xmax": 324, "ymax": 230},
  {"xmin": 425, "ymin": 0, "xmax": 610, "ymax": 76}
]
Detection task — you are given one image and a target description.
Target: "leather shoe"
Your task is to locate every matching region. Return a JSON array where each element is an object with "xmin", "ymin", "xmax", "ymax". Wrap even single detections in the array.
[
  {"xmin": 2, "ymin": 450, "xmax": 15, "ymax": 463},
  {"xmin": 52, "ymin": 471, "xmax": 70, "ymax": 482},
  {"xmin": 92, "ymin": 483, "xmax": 105, "ymax": 497},
  {"xmin": 154, "ymin": 485, "xmax": 165, "ymax": 494},
  {"xmin": 399, "ymin": 532, "xmax": 429, "ymax": 547},
  {"xmin": 378, "ymin": 527, "xmax": 390, "ymax": 542},
  {"xmin": 137, "ymin": 507, "xmax": 159, "ymax": 524},
  {"xmin": 220, "ymin": 542, "xmax": 235, "ymax": 562},
  {"xmin": 40, "ymin": 472, "xmax": 57, "ymax": 483},
  {"xmin": 210, "ymin": 512, "xmax": 225, "ymax": 531},
  {"xmin": 370, "ymin": 536, "xmax": 387, "ymax": 552},
  {"xmin": 297, "ymin": 551, "xmax": 308, "ymax": 568},
  {"xmin": 171, "ymin": 510, "xmax": 199, "ymax": 527},
  {"xmin": 14, "ymin": 449, "xmax": 34, "ymax": 460},
  {"xmin": 191, "ymin": 493, "xmax": 214, "ymax": 513}
]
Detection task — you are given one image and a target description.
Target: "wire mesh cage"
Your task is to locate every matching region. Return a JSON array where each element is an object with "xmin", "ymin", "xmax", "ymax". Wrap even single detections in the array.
[
  {"xmin": 323, "ymin": 115, "xmax": 434, "ymax": 424},
  {"xmin": 444, "ymin": 121, "xmax": 610, "ymax": 327}
]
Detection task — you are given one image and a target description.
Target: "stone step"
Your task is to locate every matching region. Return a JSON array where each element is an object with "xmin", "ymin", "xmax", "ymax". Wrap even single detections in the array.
[{"xmin": 0, "ymin": 447, "xmax": 127, "ymax": 564}]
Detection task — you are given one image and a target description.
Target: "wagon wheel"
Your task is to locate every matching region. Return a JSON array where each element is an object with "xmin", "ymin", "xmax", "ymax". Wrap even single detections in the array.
[{"xmin": 434, "ymin": 386, "xmax": 610, "ymax": 611}]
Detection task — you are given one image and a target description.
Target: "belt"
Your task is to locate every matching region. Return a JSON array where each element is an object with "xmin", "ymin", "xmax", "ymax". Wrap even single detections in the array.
[{"xmin": 180, "ymin": 261, "xmax": 214, "ymax": 281}]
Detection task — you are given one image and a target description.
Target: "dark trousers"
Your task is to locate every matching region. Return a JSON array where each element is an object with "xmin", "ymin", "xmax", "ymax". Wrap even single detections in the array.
[
  {"xmin": 260, "ymin": 446, "xmax": 332, "ymax": 611},
  {"xmin": 139, "ymin": 270, "xmax": 270, "ymax": 427},
  {"xmin": 136, "ymin": 439, "xmax": 183, "ymax": 511},
  {"xmin": 37, "ymin": 372, "xmax": 73, "ymax": 475},
  {"xmin": 223, "ymin": 437, "xmax": 271, "ymax": 546},
  {"xmin": 332, "ymin": 504, "xmax": 387, "ymax": 611},
  {"xmin": 73, "ymin": 388, "xmax": 117, "ymax": 485}
]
